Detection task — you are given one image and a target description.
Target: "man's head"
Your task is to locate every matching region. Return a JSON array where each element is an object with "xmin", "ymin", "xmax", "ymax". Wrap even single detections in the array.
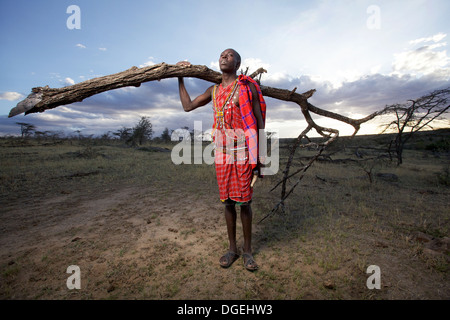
[{"xmin": 219, "ymin": 48, "xmax": 241, "ymax": 73}]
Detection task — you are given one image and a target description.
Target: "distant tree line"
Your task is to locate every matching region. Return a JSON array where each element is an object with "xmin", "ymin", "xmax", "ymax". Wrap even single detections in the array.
[{"xmin": 12, "ymin": 116, "xmax": 180, "ymax": 146}]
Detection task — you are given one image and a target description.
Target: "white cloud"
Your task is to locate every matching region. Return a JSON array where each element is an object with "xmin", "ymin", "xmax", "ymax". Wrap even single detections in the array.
[
  {"xmin": 139, "ymin": 57, "xmax": 157, "ymax": 68},
  {"xmin": 409, "ymin": 32, "xmax": 447, "ymax": 45},
  {"xmin": 209, "ymin": 61, "xmax": 219, "ymax": 72},
  {"xmin": 392, "ymin": 33, "xmax": 449, "ymax": 78},
  {"xmin": 61, "ymin": 77, "xmax": 75, "ymax": 86},
  {"xmin": 98, "ymin": 47, "xmax": 107, "ymax": 51},
  {"xmin": 76, "ymin": 43, "xmax": 86, "ymax": 49},
  {"xmin": 370, "ymin": 65, "xmax": 382, "ymax": 74},
  {"xmin": 0, "ymin": 92, "xmax": 24, "ymax": 101}
]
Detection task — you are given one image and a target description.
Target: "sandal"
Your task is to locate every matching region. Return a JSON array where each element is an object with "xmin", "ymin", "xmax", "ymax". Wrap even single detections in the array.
[
  {"xmin": 219, "ymin": 251, "xmax": 239, "ymax": 268},
  {"xmin": 243, "ymin": 253, "xmax": 259, "ymax": 271}
]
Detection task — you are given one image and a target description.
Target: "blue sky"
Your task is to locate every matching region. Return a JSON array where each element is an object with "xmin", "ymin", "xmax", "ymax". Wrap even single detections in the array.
[{"xmin": 1, "ymin": 0, "xmax": 449, "ymax": 138}]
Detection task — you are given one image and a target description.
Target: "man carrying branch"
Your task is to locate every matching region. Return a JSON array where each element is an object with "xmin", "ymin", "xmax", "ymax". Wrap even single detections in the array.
[{"xmin": 177, "ymin": 49, "xmax": 266, "ymax": 271}]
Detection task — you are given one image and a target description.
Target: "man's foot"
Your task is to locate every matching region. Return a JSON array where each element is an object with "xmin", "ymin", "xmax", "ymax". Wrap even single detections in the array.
[
  {"xmin": 242, "ymin": 253, "xmax": 259, "ymax": 271},
  {"xmin": 219, "ymin": 251, "xmax": 239, "ymax": 268}
]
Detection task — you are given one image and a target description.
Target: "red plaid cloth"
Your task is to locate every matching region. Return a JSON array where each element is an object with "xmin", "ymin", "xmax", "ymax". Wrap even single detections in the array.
[
  {"xmin": 237, "ymin": 75, "xmax": 267, "ymax": 170},
  {"xmin": 213, "ymin": 81, "xmax": 253, "ymax": 203},
  {"xmin": 215, "ymin": 153, "xmax": 253, "ymax": 203}
]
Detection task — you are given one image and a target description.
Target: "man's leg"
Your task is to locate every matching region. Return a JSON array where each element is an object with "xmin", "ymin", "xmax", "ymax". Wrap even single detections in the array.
[
  {"xmin": 224, "ymin": 203, "xmax": 238, "ymax": 253},
  {"xmin": 241, "ymin": 204, "xmax": 258, "ymax": 270},
  {"xmin": 240, "ymin": 204, "xmax": 253, "ymax": 254},
  {"xmin": 219, "ymin": 203, "xmax": 239, "ymax": 267}
]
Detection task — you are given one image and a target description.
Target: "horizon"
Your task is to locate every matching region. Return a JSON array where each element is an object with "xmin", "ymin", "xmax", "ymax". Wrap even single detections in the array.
[{"xmin": 3, "ymin": 122, "xmax": 448, "ymax": 140}]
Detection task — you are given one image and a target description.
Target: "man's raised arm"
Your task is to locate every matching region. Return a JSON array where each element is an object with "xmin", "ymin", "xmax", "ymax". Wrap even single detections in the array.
[{"xmin": 177, "ymin": 61, "xmax": 213, "ymax": 112}]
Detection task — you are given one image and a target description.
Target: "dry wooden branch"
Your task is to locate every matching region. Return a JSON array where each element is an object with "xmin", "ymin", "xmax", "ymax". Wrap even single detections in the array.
[
  {"xmin": 9, "ymin": 63, "xmax": 223, "ymax": 117},
  {"xmin": 9, "ymin": 63, "xmax": 380, "ymax": 128}
]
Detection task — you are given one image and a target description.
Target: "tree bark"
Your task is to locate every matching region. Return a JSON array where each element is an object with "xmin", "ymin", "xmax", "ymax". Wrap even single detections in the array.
[
  {"xmin": 9, "ymin": 63, "xmax": 380, "ymax": 133},
  {"xmin": 9, "ymin": 63, "xmax": 222, "ymax": 117}
]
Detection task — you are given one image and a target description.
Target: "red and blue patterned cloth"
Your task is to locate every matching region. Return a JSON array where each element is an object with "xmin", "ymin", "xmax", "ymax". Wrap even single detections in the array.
[
  {"xmin": 213, "ymin": 75, "xmax": 267, "ymax": 203},
  {"xmin": 237, "ymin": 75, "xmax": 266, "ymax": 170}
]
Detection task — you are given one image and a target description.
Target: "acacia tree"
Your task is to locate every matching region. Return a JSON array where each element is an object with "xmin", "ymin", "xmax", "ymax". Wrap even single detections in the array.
[
  {"xmin": 380, "ymin": 87, "xmax": 450, "ymax": 165},
  {"xmin": 128, "ymin": 116, "xmax": 153, "ymax": 146},
  {"xmin": 16, "ymin": 122, "xmax": 36, "ymax": 138},
  {"xmin": 160, "ymin": 127, "xmax": 171, "ymax": 143},
  {"xmin": 113, "ymin": 127, "xmax": 132, "ymax": 141}
]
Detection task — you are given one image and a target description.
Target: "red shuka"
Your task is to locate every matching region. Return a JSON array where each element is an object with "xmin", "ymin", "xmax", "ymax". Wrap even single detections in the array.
[{"xmin": 213, "ymin": 80, "xmax": 254, "ymax": 203}]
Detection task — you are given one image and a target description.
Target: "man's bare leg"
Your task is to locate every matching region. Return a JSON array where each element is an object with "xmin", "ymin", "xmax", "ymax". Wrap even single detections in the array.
[
  {"xmin": 225, "ymin": 204, "xmax": 238, "ymax": 253},
  {"xmin": 219, "ymin": 204, "xmax": 239, "ymax": 267},
  {"xmin": 240, "ymin": 204, "xmax": 252, "ymax": 253},
  {"xmin": 241, "ymin": 204, "xmax": 258, "ymax": 270}
]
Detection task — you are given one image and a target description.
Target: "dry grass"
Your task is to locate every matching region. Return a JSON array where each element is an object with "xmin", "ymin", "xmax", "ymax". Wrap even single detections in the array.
[{"xmin": 0, "ymin": 132, "xmax": 449, "ymax": 300}]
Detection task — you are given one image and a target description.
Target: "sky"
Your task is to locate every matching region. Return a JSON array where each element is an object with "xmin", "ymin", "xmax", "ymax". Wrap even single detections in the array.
[{"xmin": 0, "ymin": 0, "xmax": 449, "ymax": 138}]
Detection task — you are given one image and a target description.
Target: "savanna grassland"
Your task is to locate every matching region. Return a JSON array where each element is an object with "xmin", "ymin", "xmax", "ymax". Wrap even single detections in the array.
[{"xmin": 0, "ymin": 129, "xmax": 449, "ymax": 300}]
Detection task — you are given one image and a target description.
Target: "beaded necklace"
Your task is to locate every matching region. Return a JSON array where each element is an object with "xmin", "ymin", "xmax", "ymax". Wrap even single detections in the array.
[
  {"xmin": 212, "ymin": 79, "xmax": 248, "ymax": 160},
  {"xmin": 212, "ymin": 79, "xmax": 238, "ymax": 137}
]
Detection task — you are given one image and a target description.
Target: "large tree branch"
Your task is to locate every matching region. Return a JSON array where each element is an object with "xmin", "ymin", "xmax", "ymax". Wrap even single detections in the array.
[
  {"xmin": 9, "ymin": 63, "xmax": 222, "ymax": 117},
  {"xmin": 9, "ymin": 63, "xmax": 380, "ymax": 133}
]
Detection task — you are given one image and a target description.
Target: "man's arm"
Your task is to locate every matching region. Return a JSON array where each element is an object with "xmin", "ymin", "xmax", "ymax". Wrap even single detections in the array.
[{"xmin": 177, "ymin": 61, "xmax": 212, "ymax": 112}]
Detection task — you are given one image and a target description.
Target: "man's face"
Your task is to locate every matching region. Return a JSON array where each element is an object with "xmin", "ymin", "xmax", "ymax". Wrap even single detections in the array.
[{"xmin": 219, "ymin": 49, "xmax": 240, "ymax": 73}]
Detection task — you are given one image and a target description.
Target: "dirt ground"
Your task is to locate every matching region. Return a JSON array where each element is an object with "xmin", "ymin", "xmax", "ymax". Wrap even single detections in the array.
[
  {"xmin": 1, "ymin": 184, "xmax": 231, "ymax": 299},
  {"xmin": 0, "ymin": 137, "xmax": 449, "ymax": 300}
]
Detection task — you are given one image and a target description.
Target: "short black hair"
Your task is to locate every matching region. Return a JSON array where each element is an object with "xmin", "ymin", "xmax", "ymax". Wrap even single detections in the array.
[
  {"xmin": 230, "ymin": 49, "xmax": 241, "ymax": 68},
  {"xmin": 232, "ymin": 49, "xmax": 241, "ymax": 66}
]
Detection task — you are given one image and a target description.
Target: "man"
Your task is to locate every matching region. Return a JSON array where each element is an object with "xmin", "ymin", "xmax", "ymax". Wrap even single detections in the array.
[{"xmin": 177, "ymin": 49, "xmax": 266, "ymax": 271}]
